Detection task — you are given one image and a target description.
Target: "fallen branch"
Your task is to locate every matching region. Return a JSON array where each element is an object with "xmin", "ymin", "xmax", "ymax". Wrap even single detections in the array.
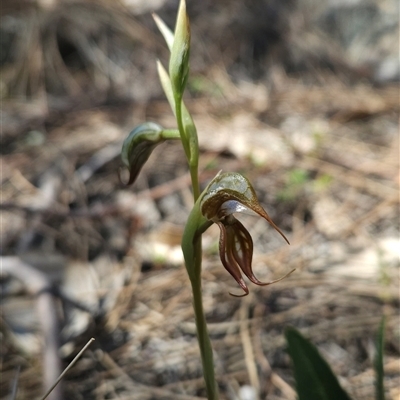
[{"xmin": 2, "ymin": 256, "xmax": 62, "ymax": 400}]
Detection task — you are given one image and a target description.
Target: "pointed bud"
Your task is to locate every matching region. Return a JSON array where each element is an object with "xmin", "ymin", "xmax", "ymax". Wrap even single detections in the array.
[
  {"xmin": 121, "ymin": 122, "xmax": 164, "ymax": 185},
  {"xmin": 169, "ymin": 0, "xmax": 190, "ymax": 99},
  {"xmin": 157, "ymin": 61, "xmax": 198, "ymax": 167}
]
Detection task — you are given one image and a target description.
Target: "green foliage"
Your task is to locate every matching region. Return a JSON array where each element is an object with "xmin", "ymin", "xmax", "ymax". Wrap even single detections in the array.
[
  {"xmin": 154, "ymin": 9, "xmax": 198, "ymax": 173},
  {"xmin": 285, "ymin": 327, "xmax": 353, "ymax": 400},
  {"xmin": 121, "ymin": 123, "xmax": 180, "ymax": 185},
  {"xmin": 286, "ymin": 322, "xmax": 387, "ymax": 400},
  {"xmin": 288, "ymin": 168, "xmax": 310, "ymax": 185},
  {"xmin": 375, "ymin": 317, "xmax": 386, "ymax": 400},
  {"xmin": 153, "ymin": 13, "xmax": 174, "ymax": 51},
  {"xmin": 169, "ymin": 0, "xmax": 190, "ymax": 101},
  {"xmin": 277, "ymin": 168, "xmax": 309, "ymax": 202},
  {"xmin": 312, "ymin": 173, "xmax": 333, "ymax": 191},
  {"xmin": 121, "ymin": 122, "xmax": 164, "ymax": 185},
  {"xmin": 277, "ymin": 168, "xmax": 332, "ymax": 202}
]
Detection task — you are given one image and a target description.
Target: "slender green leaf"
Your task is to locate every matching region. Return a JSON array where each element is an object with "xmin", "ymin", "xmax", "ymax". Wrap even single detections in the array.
[
  {"xmin": 285, "ymin": 327, "xmax": 353, "ymax": 400},
  {"xmin": 153, "ymin": 13, "xmax": 174, "ymax": 51},
  {"xmin": 156, "ymin": 60, "xmax": 198, "ymax": 166},
  {"xmin": 157, "ymin": 60, "xmax": 176, "ymax": 114},
  {"xmin": 375, "ymin": 317, "xmax": 386, "ymax": 400}
]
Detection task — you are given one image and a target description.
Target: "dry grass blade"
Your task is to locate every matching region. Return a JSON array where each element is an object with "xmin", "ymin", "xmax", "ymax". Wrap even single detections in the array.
[
  {"xmin": 240, "ymin": 300, "xmax": 260, "ymax": 396},
  {"xmin": 40, "ymin": 338, "xmax": 95, "ymax": 400},
  {"xmin": 9, "ymin": 365, "xmax": 21, "ymax": 400}
]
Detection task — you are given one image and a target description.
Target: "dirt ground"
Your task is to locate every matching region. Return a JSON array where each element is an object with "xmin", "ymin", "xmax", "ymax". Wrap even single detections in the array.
[{"xmin": 1, "ymin": 1, "xmax": 399, "ymax": 400}]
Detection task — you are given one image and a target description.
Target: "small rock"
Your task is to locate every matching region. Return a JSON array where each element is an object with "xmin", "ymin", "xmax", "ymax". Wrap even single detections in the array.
[{"xmin": 239, "ymin": 385, "xmax": 257, "ymax": 400}]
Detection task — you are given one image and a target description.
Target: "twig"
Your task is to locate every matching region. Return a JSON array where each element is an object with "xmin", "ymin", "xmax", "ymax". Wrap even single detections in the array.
[
  {"xmin": 2, "ymin": 256, "xmax": 62, "ymax": 400},
  {"xmin": 240, "ymin": 299, "xmax": 260, "ymax": 397},
  {"xmin": 40, "ymin": 338, "xmax": 95, "ymax": 400},
  {"xmin": 9, "ymin": 365, "xmax": 21, "ymax": 400}
]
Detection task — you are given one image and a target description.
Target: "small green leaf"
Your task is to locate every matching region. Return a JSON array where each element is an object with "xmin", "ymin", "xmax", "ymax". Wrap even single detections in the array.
[
  {"xmin": 285, "ymin": 327, "xmax": 353, "ymax": 400},
  {"xmin": 169, "ymin": 0, "xmax": 190, "ymax": 99},
  {"xmin": 182, "ymin": 102, "xmax": 198, "ymax": 169},
  {"xmin": 288, "ymin": 168, "xmax": 309, "ymax": 185},
  {"xmin": 313, "ymin": 173, "xmax": 333, "ymax": 192},
  {"xmin": 157, "ymin": 61, "xmax": 176, "ymax": 114},
  {"xmin": 375, "ymin": 317, "xmax": 386, "ymax": 400},
  {"xmin": 157, "ymin": 60, "xmax": 198, "ymax": 167},
  {"xmin": 153, "ymin": 13, "xmax": 174, "ymax": 51}
]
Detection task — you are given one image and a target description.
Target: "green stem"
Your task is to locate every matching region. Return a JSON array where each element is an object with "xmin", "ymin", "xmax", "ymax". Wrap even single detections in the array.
[
  {"xmin": 176, "ymin": 94, "xmax": 218, "ymax": 397},
  {"xmin": 189, "ymin": 241, "xmax": 219, "ymax": 400},
  {"xmin": 160, "ymin": 129, "xmax": 181, "ymax": 140},
  {"xmin": 175, "ymin": 94, "xmax": 191, "ymax": 163},
  {"xmin": 175, "ymin": 96, "xmax": 200, "ymax": 202},
  {"xmin": 181, "ymin": 208, "xmax": 218, "ymax": 399},
  {"xmin": 190, "ymin": 166, "xmax": 200, "ymax": 201}
]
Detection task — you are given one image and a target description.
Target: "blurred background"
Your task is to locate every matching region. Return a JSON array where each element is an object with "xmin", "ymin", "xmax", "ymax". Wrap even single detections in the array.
[{"xmin": 1, "ymin": 0, "xmax": 399, "ymax": 399}]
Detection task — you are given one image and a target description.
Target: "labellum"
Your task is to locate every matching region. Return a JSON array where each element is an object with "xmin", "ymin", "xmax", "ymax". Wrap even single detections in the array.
[{"xmin": 200, "ymin": 172, "xmax": 293, "ymax": 296}]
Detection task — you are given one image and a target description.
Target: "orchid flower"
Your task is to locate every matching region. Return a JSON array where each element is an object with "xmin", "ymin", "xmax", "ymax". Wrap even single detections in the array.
[{"xmin": 195, "ymin": 172, "xmax": 293, "ymax": 297}]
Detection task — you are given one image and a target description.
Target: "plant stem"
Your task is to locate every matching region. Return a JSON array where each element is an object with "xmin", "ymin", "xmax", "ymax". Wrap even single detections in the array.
[
  {"xmin": 175, "ymin": 95, "xmax": 191, "ymax": 164},
  {"xmin": 176, "ymin": 94, "xmax": 218, "ymax": 398},
  {"xmin": 175, "ymin": 96, "xmax": 201, "ymax": 201},
  {"xmin": 190, "ymin": 166, "xmax": 200, "ymax": 201},
  {"xmin": 160, "ymin": 129, "xmax": 181, "ymax": 140},
  {"xmin": 187, "ymin": 175, "xmax": 219, "ymax": 400},
  {"xmin": 190, "ymin": 240, "xmax": 219, "ymax": 400}
]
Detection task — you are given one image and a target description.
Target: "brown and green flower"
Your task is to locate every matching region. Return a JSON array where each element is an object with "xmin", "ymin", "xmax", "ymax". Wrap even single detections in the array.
[{"xmin": 200, "ymin": 172, "xmax": 293, "ymax": 296}]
